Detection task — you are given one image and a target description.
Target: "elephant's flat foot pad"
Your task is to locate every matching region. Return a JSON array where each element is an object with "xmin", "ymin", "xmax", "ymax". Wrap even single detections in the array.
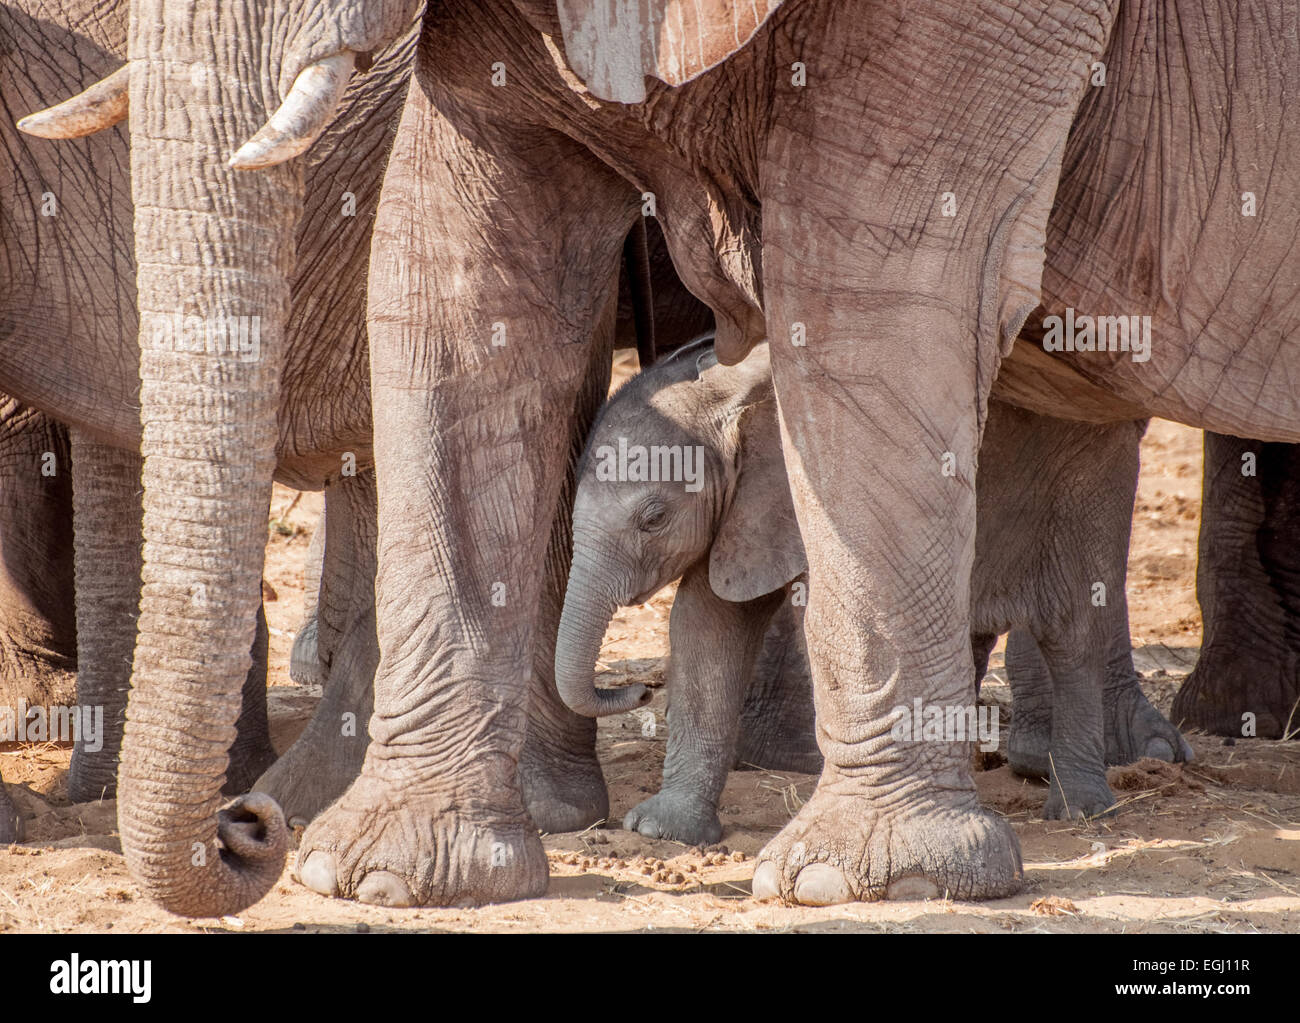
[
  {"xmin": 753, "ymin": 785, "xmax": 1023, "ymax": 905},
  {"xmin": 294, "ymin": 767, "xmax": 549, "ymax": 907}
]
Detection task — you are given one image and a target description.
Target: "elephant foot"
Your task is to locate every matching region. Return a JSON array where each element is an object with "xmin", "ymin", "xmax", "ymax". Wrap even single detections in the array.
[
  {"xmin": 1044, "ymin": 764, "xmax": 1117, "ymax": 821},
  {"xmin": 520, "ymin": 747, "xmax": 608, "ymax": 834},
  {"xmin": 0, "ymin": 780, "xmax": 21, "ymax": 844},
  {"xmin": 295, "ymin": 760, "xmax": 549, "ymax": 907},
  {"xmin": 1106, "ymin": 679, "xmax": 1195, "ymax": 765},
  {"xmin": 1007, "ymin": 727, "xmax": 1050, "ymax": 780},
  {"xmin": 1172, "ymin": 653, "xmax": 1299, "ymax": 740},
  {"xmin": 253, "ymin": 725, "xmax": 367, "ymax": 827},
  {"xmin": 1010, "ymin": 681, "xmax": 1193, "ymax": 782},
  {"xmin": 751, "ymin": 782, "xmax": 1023, "ymax": 904},
  {"xmin": 624, "ymin": 790, "xmax": 722, "ymax": 845}
]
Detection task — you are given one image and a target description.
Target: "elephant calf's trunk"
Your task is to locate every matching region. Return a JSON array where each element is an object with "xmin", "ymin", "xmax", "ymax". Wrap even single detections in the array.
[{"xmin": 554, "ymin": 572, "xmax": 648, "ymax": 718}]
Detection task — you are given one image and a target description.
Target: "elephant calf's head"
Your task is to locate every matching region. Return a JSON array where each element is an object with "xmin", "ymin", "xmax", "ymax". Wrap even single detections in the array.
[{"xmin": 554, "ymin": 337, "xmax": 806, "ymax": 717}]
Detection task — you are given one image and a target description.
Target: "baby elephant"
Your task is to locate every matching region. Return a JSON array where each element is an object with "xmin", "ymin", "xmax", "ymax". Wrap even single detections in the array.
[{"xmin": 556, "ymin": 338, "xmax": 1190, "ymax": 844}]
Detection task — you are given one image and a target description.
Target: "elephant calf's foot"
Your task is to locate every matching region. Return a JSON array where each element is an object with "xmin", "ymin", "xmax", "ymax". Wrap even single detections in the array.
[
  {"xmin": 1043, "ymin": 764, "xmax": 1117, "ymax": 821},
  {"xmin": 624, "ymin": 790, "xmax": 722, "ymax": 845},
  {"xmin": 520, "ymin": 750, "xmax": 609, "ymax": 834},
  {"xmin": 1106, "ymin": 679, "xmax": 1194, "ymax": 766},
  {"xmin": 295, "ymin": 761, "xmax": 549, "ymax": 907},
  {"xmin": 751, "ymin": 782, "xmax": 1023, "ymax": 904}
]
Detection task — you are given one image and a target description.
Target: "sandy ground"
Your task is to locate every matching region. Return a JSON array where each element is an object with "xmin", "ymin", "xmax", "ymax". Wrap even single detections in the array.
[{"xmin": 2, "ymin": 410, "xmax": 1298, "ymax": 933}]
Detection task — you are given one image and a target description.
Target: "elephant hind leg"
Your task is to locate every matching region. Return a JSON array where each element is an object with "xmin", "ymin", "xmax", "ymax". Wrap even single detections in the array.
[
  {"xmin": 520, "ymin": 301, "xmax": 620, "ymax": 835},
  {"xmin": 223, "ymin": 605, "xmax": 279, "ymax": 795},
  {"xmin": 254, "ymin": 472, "xmax": 377, "ymax": 824}
]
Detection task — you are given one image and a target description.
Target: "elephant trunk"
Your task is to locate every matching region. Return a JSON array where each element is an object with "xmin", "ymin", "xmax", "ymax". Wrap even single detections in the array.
[
  {"xmin": 116, "ymin": 1, "xmax": 298, "ymax": 916},
  {"xmin": 554, "ymin": 546, "xmax": 649, "ymax": 717}
]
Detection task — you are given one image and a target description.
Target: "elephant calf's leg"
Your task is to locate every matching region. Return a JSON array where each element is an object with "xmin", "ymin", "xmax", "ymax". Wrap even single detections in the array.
[
  {"xmin": 1033, "ymin": 632, "xmax": 1115, "ymax": 820},
  {"xmin": 1004, "ymin": 630, "xmax": 1055, "ymax": 780},
  {"xmin": 626, "ymin": 570, "xmax": 784, "ymax": 845}
]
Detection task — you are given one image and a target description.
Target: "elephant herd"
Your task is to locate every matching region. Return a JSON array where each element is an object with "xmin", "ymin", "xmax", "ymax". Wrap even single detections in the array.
[{"xmin": 1, "ymin": 0, "xmax": 1298, "ymax": 917}]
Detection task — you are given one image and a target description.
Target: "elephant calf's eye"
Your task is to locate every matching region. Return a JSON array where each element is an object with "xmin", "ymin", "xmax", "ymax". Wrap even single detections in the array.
[{"xmin": 638, "ymin": 503, "xmax": 669, "ymax": 532}]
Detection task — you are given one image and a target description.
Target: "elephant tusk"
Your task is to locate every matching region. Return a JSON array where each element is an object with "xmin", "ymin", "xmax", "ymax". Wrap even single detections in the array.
[
  {"xmin": 229, "ymin": 52, "xmax": 355, "ymax": 170},
  {"xmin": 17, "ymin": 64, "xmax": 130, "ymax": 139}
]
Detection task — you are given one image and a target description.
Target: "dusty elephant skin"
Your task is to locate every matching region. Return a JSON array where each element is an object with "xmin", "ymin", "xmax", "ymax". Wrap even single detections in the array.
[
  {"xmin": 26, "ymin": 0, "xmax": 1300, "ymax": 915},
  {"xmin": 0, "ymin": 0, "xmax": 316, "ymax": 811},
  {"xmin": 10, "ymin": 0, "xmax": 712, "ymax": 909},
  {"xmin": 0, "ymin": 400, "xmax": 76, "ymax": 843},
  {"xmin": 562, "ymin": 341, "xmax": 1190, "ymax": 844},
  {"xmin": 5, "ymin": 0, "xmax": 419, "ymax": 913},
  {"xmin": 1172, "ymin": 434, "xmax": 1300, "ymax": 740},
  {"xmin": 277, "ymin": 0, "xmax": 1110, "ymax": 912},
  {"xmin": 93, "ymin": 0, "xmax": 1118, "ymax": 910}
]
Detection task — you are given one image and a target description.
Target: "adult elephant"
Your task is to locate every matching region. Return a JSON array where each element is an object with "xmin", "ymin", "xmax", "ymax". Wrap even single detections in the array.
[
  {"xmin": 36, "ymin": 0, "xmax": 1299, "ymax": 913},
  {"xmin": 19, "ymin": 0, "xmax": 706, "ymax": 912}
]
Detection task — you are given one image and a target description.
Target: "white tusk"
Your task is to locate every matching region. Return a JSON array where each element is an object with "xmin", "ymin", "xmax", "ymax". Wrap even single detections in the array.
[
  {"xmin": 17, "ymin": 64, "xmax": 130, "ymax": 139},
  {"xmin": 229, "ymin": 52, "xmax": 355, "ymax": 170}
]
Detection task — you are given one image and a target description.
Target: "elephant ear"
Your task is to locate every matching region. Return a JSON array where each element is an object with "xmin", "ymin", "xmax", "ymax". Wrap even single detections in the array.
[
  {"xmin": 557, "ymin": 0, "xmax": 786, "ymax": 103},
  {"xmin": 707, "ymin": 371, "xmax": 806, "ymax": 603}
]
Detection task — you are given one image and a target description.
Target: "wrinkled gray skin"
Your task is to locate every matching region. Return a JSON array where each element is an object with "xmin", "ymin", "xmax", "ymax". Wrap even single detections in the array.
[
  {"xmin": 1173, "ymin": 434, "xmax": 1300, "ymax": 739},
  {"xmin": 564, "ymin": 342, "xmax": 1190, "ymax": 843},
  {"xmin": 0, "ymin": 400, "xmax": 76, "ymax": 844},
  {"xmin": 274, "ymin": 222, "xmax": 715, "ymax": 828},
  {"xmin": 0, "ymin": 0, "xmax": 306, "ymax": 813},
  {"xmin": 2, "ymin": 0, "xmax": 426, "ymax": 907},
  {"xmin": 57, "ymin": 0, "xmax": 1300, "ymax": 911}
]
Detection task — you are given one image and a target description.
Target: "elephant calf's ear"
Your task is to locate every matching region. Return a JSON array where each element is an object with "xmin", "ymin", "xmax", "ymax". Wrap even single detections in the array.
[{"xmin": 708, "ymin": 403, "xmax": 806, "ymax": 602}]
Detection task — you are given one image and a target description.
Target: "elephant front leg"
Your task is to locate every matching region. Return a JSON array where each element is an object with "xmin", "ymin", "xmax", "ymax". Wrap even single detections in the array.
[
  {"xmin": 296, "ymin": 76, "xmax": 637, "ymax": 906},
  {"xmin": 755, "ymin": 300, "xmax": 1021, "ymax": 904},
  {"xmin": 625, "ymin": 568, "xmax": 784, "ymax": 845}
]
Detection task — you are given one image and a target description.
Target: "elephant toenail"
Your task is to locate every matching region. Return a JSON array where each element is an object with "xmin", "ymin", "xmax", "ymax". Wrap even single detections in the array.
[
  {"xmin": 751, "ymin": 861, "xmax": 781, "ymax": 900},
  {"xmin": 793, "ymin": 863, "xmax": 853, "ymax": 905},
  {"xmin": 356, "ymin": 870, "xmax": 415, "ymax": 907},
  {"xmin": 297, "ymin": 851, "xmax": 339, "ymax": 896},
  {"xmin": 885, "ymin": 874, "xmax": 940, "ymax": 900}
]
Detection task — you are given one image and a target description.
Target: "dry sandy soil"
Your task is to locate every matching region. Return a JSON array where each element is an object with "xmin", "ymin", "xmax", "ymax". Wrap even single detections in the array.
[{"xmin": 2, "ymin": 407, "xmax": 1298, "ymax": 933}]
